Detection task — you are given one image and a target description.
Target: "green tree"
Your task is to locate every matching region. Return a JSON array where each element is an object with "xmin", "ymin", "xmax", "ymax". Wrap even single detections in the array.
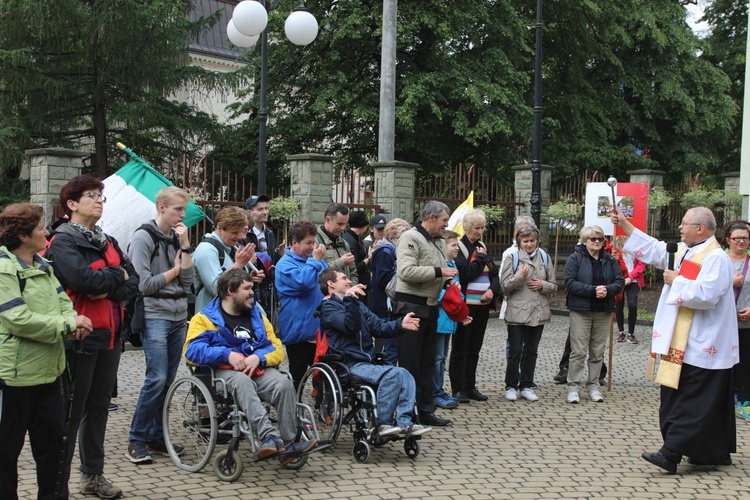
[
  {"xmin": 701, "ymin": 0, "xmax": 748, "ymax": 173},
  {"xmin": 0, "ymin": 0, "xmax": 244, "ymax": 177}
]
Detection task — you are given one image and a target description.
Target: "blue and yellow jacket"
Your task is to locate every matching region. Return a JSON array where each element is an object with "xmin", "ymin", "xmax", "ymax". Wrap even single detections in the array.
[{"xmin": 183, "ymin": 297, "xmax": 284, "ymax": 368}]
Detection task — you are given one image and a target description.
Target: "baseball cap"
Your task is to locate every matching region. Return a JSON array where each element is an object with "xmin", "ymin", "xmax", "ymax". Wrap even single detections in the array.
[
  {"xmin": 245, "ymin": 194, "xmax": 269, "ymax": 210},
  {"xmin": 441, "ymin": 284, "xmax": 470, "ymax": 323},
  {"xmin": 370, "ymin": 214, "xmax": 387, "ymax": 229}
]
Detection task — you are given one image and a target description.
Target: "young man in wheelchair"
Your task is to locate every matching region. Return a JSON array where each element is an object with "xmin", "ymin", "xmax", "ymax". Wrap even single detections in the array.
[
  {"xmin": 183, "ymin": 268, "xmax": 317, "ymax": 463},
  {"xmin": 318, "ymin": 268, "xmax": 432, "ymax": 437}
]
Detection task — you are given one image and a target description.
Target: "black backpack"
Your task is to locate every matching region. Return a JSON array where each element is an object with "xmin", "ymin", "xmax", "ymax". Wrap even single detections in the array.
[
  {"xmin": 122, "ymin": 224, "xmax": 181, "ymax": 348},
  {"xmin": 187, "ymin": 235, "xmax": 236, "ymax": 318}
]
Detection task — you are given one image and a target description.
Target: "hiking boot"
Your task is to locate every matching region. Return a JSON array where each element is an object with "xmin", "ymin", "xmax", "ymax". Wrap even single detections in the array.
[
  {"xmin": 626, "ymin": 333, "xmax": 639, "ymax": 345},
  {"xmin": 553, "ymin": 368, "xmax": 568, "ymax": 384},
  {"xmin": 520, "ymin": 388, "xmax": 538, "ymax": 401},
  {"xmin": 616, "ymin": 332, "xmax": 626, "ymax": 342},
  {"xmin": 280, "ymin": 438, "xmax": 318, "ymax": 465},
  {"xmin": 125, "ymin": 441, "xmax": 153, "ymax": 464},
  {"xmin": 80, "ymin": 474, "xmax": 122, "ymax": 499},
  {"xmin": 258, "ymin": 434, "xmax": 284, "ymax": 458},
  {"xmin": 434, "ymin": 395, "xmax": 458, "ymax": 409},
  {"xmin": 147, "ymin": 437, "xmax": 184, "ymax": 457}
]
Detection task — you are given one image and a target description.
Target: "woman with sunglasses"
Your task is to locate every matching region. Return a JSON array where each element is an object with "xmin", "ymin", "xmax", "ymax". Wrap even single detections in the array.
[
  {"xmin": 563, "ymin": 225, "xmax": 624, "ymax": 404},
  {"xmin": 44, "ymin": 175, "xmax": 139, "ymax": 499},
  {"xmin": 722, "ymin": 220, "xmax": 750, "ymax": 421}
]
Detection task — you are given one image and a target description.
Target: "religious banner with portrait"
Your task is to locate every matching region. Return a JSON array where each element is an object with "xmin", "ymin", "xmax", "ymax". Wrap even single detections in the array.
[{"xmin": 584, "ymin": 182, "xmax": 648, "ymax": 235}]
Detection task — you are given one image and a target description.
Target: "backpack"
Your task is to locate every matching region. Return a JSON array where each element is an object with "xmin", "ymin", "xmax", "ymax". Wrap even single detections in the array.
[
  {"xmin": 122, "ymin": 224, "xmax": 181, "ymax": 348},
  {"xmin": 385, "ymin": 273, "xmax": 398, "ymax": 302},
  {"xmin": 191, "ymin": 235, "xmax": 235, "ymax": 297},
  {"xmin": 458, "ymin": 240, "xmax": 487, "ymax": 261},
  {"xmin": 511, "ymin": 248, "xmax": 550, "ymax": 274}
]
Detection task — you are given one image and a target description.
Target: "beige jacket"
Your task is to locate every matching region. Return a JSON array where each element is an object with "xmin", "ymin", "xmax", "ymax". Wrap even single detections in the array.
[
  {"xmin": 395, "ymin": 223, "xmax": 450, "ymax": 306},
  {"xmin": 500, "ymin": 249, "xmax": 557, "ymax": 326}
]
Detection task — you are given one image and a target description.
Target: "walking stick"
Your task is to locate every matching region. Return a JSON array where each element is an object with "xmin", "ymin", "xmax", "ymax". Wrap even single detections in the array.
[
  {"xmin": 55, "ymin": 339, "xmax": 81, "ymax": 498},
  {"xmin": 606, "ymin": 176, "xmax": 618, "ymax": 393}
]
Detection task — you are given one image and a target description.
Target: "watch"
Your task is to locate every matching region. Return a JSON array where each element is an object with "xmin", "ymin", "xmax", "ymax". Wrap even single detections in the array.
[{"xmin": 181, "ymin": 246, "xmax": 194, "ymax": 254}]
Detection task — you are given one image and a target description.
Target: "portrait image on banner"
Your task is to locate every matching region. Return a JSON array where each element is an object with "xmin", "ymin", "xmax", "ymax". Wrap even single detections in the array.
[{"xmin": 584, "ymin": 182, "xmax": 648, "ymax": 235}]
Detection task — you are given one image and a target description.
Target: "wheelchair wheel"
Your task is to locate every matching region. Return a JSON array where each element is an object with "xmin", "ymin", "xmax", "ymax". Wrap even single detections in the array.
[
  {"xmin": 163, "ymin": 376, "xmax": 217, "ymax": 472},
  {"xmin": 296, "ymin": 364, "xmax": 344, "ymax": 445},
  {"xmin": 279, "ymin": 451, "xmax": 308, "ymax": 470},
  {"xmin": 213, "ymin": 449, "xmax": 244, "ymax": 482},
  {"xmin": 353, "ymin": 440, "xmax": 371, "ymax": 463},
  {"xmin": 404, "ymin": 437, "xmax": 420, "ymax": 459}
]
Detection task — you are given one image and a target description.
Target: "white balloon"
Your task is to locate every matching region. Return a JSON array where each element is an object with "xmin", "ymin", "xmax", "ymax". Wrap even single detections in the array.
[
  {"xmin": 284, "ymin": 10, "xmax": 318, "ymax": 46},
  {"xmin": 233, "ymin": 0, "xmax": 268, "ymax": 37},
  {"xmin": 227, "ymin": 19, "xmax": 259, "ymax": 48}
]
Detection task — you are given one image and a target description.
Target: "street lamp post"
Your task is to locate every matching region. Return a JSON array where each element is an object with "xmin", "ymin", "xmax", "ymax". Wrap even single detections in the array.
[
  {"xmin": 228, "ymin": 0, "xmax": 318, "ymax": 196},
  {"xmin": 530, "ymin": 0, "xmax": 543, "ymax": 228}
]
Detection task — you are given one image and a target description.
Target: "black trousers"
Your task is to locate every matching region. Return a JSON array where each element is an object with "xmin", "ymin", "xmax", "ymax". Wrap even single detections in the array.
[
  {"xmin": 396, "ymin": 302, "xmax": 438, "ymax": 414},
  {"xmin": 735, "ymin": 329, "xmax": 750, "ymax": 402},
  {"xmin": 0, "ymin": 378, "xmax": 66, "ymax": 500},
  {"xmin": 285, "ymin": 341, "xmax": 316, "ymax": 390},
  {"xmin": 558, "ymin": 330, "xmax": 607, "ymax": 379},
  {"xmin": 449, "ymin": 304, "xmax": 490, "ymax": 392},
  {"xmin": 615, "ymin": 283, "xmax": 640, "ymax": 334},
  {"xmin": 59, "ymin": 347, "xmax": 119, "ymax": 498},
  {"xmin": 660, "ymin": 363, "xmax": 736, "ymax": 463},
  {"xmin": 505, "ymin": 324, "xmax": 544, "ymax": 390}
]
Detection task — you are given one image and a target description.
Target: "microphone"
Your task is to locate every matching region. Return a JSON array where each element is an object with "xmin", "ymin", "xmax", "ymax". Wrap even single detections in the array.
[{"xmin": 666, "ymin": 242, "xmax": 678, "ymax": 270}]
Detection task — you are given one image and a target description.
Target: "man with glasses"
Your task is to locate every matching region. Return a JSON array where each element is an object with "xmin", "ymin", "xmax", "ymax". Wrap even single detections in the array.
[{"xmin": 612, "ymin": 207, "xmax": 738, "ymax": 474}]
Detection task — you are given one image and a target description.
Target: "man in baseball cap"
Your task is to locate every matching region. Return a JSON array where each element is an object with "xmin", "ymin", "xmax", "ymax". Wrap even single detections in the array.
[{"xmin": 365, "ymin": 214, "xmax": 387, "ymax": 250}]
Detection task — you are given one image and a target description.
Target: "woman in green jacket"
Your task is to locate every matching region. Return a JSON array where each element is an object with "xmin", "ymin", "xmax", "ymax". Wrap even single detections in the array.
[{"xmin": 0, "ymin": 203, "xmax": 92, "ymax": 500}]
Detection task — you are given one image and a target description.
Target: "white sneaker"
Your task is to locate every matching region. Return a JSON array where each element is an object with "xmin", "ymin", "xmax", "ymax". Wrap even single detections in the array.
[
  {"xmin": 567, "ymin": 391, "xmax": 580, "ymax": 404},
  {"xmin": 520, "ymin": 388, "xmax": 538, "ymax": 401},
  {"xmin": 406, "ymin": 424, "xmax": 432, "ymax": 436},
  {"xmin": 376, "ymin": 425, "xmax": 402, "ymax": 437},
  {"xmin": 588, "ymin": 390, "xmax": 604, "ymax": 402},
  {"xmin": 505, "ymin": 388, "xmax": 518, "ymax": 401}
]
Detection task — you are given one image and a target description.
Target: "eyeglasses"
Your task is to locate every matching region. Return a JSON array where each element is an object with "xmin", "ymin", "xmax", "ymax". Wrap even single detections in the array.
[
  {"xmin": 680, "ymin": 221, "xmax": 701, "ymax": 226},
  {"xmin": 82, "ymin": 192, "xmax": 107, "ymax": 203},
  {"xmin": 587, "ymin": 237, "xmax": 605, "ymax": 242},
  {"xmin": 729, "ymin": 237, "xmax": 749, "ymax": 242}
]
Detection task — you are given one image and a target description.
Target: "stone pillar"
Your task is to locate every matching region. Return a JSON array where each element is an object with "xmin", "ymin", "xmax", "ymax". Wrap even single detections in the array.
[
  {"xmin": 512, "ymin": 164, "xmax": 553, "ymax": 242},
  {"xmin": 628, "ymin": 169, "xmax": 665, "ymax": 237},
  {"xmin": 288, "ymin": 153, "xmax": 335, "ymax": 226},
  {"xmin": 723, "ymin": 171, "xmax": 742, "ymax": 221},
  {"xmin": 26, "ymin": 148, "xmax": 88, "ymax": 224},
  {"xmin": 371, "ymin": 160, "xmax": 418, "ymax": 222}
]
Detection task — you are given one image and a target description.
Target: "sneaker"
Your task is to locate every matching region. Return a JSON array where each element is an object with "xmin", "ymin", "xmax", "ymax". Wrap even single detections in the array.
[
  {"xmin": 280, "ymin": 438, "xmax": 318, "ymax": 465},
  {"xmin": 405, "ymin": 424, "xmax": 432, "ymax": 436},
  {"xmin": 376, "ymin": 424, "xmax": 403, "ymax": 437},
  {"xmin": 125, "ymin": 441, "xmax": 153, "ymax": 464},
  {"xmin": 147, "ymin": 438, "xmax": 184, "ymax": 457},
  {"xmin": 434, "ymin": 395, "xmax": 459, "ymax": 409},
  {"xmin": 588, "ymin": 389, "xmax": 604, "ymax": 402},
  {"xmin": 519, "ymin": 388, "xmax": 538, "ymax": 402},
  {"xmin": 626, "ymin": 333, "xmax": 639, "ymax": 345},
  {"xmin": 736, "ymin": 401, "xmax": 750, "ymax": 421},
  {"xmin": 107, "ymin": 403, "xmax": 118, "ymax": 412},
  {"xmin": 258, "ymin": 434, "xmax": 284, "ymax": 458},
  {"xmin": 616, "ymin": 332, "xmax": 626, "ymax": 342},
  {"xmin": 553, "ymin": 369, "xmax": 568, "ymax": 384},
  {"xmin": 567, "ymin": 391, "xmax": 580, "ymax": 404},
  {"xmin": 505, "ymin": 388, "xmax": 517, "ymax": 401},
  {"xmin": 80, "ymin": 474, "xmax": 122, "ymax": 499}
]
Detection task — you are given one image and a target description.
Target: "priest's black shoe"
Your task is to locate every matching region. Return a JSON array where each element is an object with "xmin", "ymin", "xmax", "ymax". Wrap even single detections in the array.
[
  {"xmin": 466, "ymin": 388, "xmax": 488, "ymax": 401},
  {"xmin": 453, "ymin": 392, "xmax": 470, "ymax": 404},
  {"xmin": 420, "ymin": 412, "xmax": 452, "ymax": 426},
  {"xmin": 641, "ymin": 451, "xmax": 677, "ymax": 474},
  {"xmin": 687, "ymin": 456, "xmax": 732, "ymax": 466}
]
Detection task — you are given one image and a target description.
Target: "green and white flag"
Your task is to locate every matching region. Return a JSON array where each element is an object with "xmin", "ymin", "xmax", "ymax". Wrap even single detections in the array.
[{"xmin": 99, "ymin": 144, "xmax": 205, "ymax": 249}]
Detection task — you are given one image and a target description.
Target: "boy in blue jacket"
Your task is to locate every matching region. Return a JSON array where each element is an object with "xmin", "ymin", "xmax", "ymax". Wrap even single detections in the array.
[
  {"xmin": 183, "ymin": 269, "xmax": 316, "ymax": 464},
  {"xmin": 318, "ymin": 268, "xmax": 431, "ymax": 437}
]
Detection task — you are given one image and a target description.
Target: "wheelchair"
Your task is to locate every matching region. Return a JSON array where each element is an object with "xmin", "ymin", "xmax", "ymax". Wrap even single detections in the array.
[
  {"xmin": 296, "ymin": 354, "xmax": 423, "ymax": 463},
  {"xmin": 162, "ymin": 365, "xmax": 326, "ymax": 481}
]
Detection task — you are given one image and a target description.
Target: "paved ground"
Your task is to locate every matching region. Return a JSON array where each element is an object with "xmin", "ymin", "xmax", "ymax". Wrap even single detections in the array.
[{"xmin": 17, "ymin": 314, "xmax": 750, "ymax": 499}]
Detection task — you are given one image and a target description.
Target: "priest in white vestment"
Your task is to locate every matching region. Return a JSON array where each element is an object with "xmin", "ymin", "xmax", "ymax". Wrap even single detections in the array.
[{"xmin": 611, "ymin": 206, "xmax": 738, "ymax": 474}]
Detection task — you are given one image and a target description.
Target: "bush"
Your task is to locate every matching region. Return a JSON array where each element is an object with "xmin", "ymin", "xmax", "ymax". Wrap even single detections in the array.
[{"xmin": 0, "ymin": 179, "xmax": 30, "ymax": 208}]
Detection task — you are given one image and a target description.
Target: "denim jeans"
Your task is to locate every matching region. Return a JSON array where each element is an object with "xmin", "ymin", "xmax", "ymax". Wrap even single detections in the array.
[
  {"xmin": 350, "ymin": 363, "xmax": 416, "ymax": 428},
  {"xmin": 129, "ymin": 318, "xmax": 186, "ymax": 443},
  {"xmin": 433, "ymin": 334, "xmax": 452, "ymax": 397}
]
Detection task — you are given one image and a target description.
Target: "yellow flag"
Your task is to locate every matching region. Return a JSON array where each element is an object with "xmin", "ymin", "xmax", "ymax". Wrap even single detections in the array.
[{"xmin": 447, "ymin": 191, "xmax": 474, "ymax": 237}]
